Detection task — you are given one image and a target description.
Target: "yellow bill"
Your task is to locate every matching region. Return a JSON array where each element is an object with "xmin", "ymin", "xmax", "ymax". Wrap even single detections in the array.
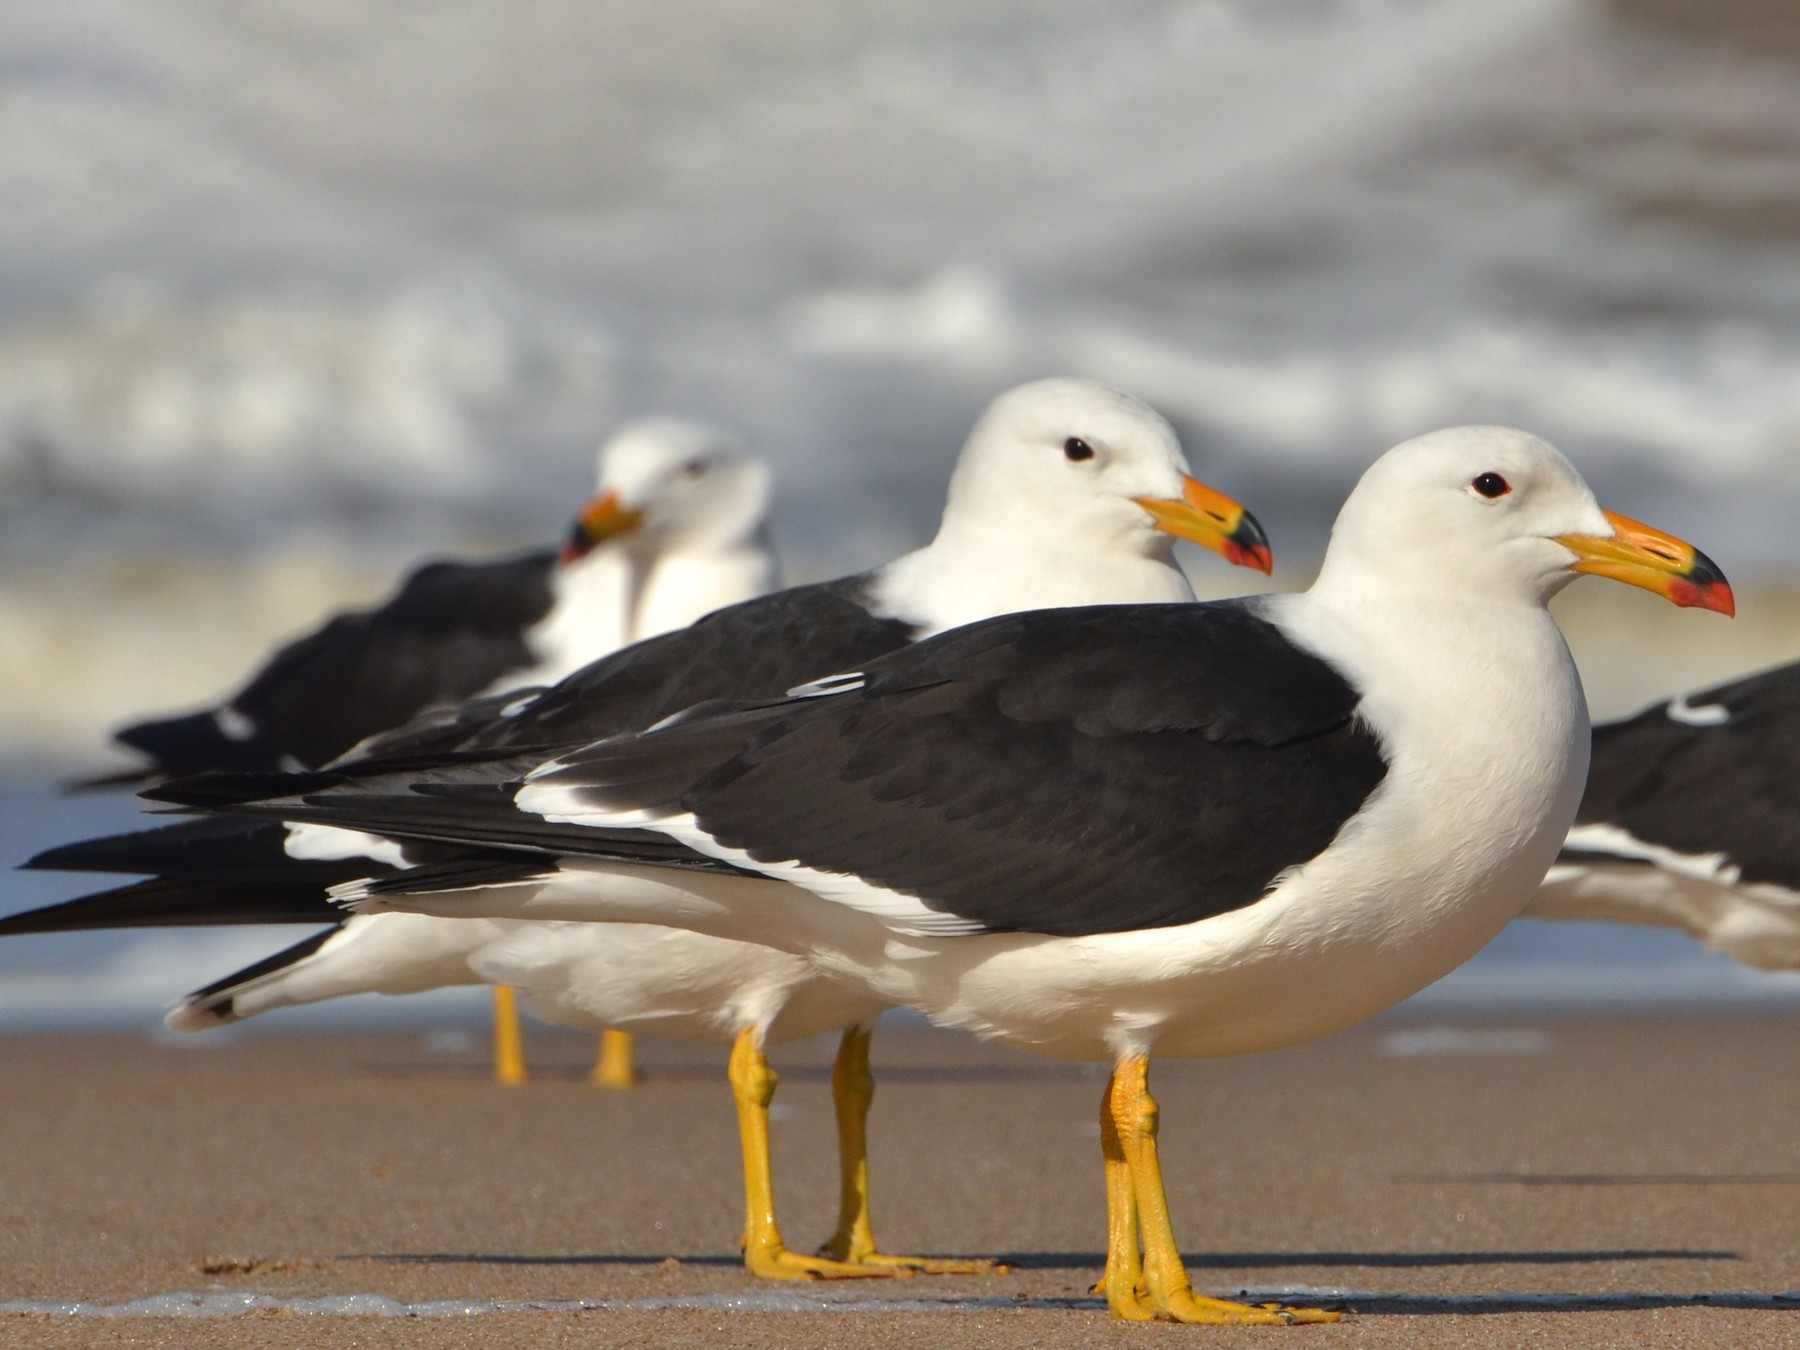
[
  {"xmin": 1556, "ymin": 509, "xmax": 1734, "ymax": 615},
  {"xmin": 1134, "ymin": 475, "xmax": 1274, "ymax": 574},
  {"xmin": 560, "ymin": 489, "xmax": 648, "ymax": 564}
]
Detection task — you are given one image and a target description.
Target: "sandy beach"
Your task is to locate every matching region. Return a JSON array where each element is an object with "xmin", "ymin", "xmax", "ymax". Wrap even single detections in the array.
[{"xmin": 0, "ymin": 1015, "xmax": 1794, "ymax": 1347}]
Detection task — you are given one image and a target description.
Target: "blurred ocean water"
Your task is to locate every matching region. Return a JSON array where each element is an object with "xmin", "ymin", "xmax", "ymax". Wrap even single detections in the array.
[
  {"xmin": 3, "ymin": 0, "xmax": 1800, "ymax": 1021},
  {"xmin": 6, "ymin": 2, "xmax": 1800, "ymax": 559}
]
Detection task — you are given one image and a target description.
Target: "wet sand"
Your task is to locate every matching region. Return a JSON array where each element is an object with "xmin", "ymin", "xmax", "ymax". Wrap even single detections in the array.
[{"xmin": 1, "ymin": 1016, "xmax": 1795, "ymax": 1347}]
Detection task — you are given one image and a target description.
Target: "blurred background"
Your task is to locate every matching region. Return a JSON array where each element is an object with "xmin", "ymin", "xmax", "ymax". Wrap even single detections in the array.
[{"xmin": 3, "ymin": 0, "xmax": 1800, "ymax": 1027}]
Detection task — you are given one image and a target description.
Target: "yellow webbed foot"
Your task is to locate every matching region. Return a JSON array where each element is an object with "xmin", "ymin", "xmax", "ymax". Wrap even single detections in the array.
[
  {"xmin": 1090, "ymin": 1270, "xmax": 1154, "ymax": 1319},
  {"xmin": 1102, "ymin": 1056, "xmax": 1341, "ymax": 1325},
  {"xmin": 1155, "ymin": 1290, "xmax": 1342, "ymax": 1325},
  {"xmin": 745, "ymin": 1243, "xmax": 918, "ymax": 1281},
  {"xmin": 821, "ymin": 1242, "xmax": 1008, "ymax": 1276},
  {"xmin": 817, "ymin": 1025, "xmax": 1004, "ymax": 1278},
  {"xmin": 1095, "ymin": 1276, "xmax": 1156, "ymax": 1320},
  {"xmin": 730, "ymin": 1028, "xmax": 914, "ymax": 1283}
]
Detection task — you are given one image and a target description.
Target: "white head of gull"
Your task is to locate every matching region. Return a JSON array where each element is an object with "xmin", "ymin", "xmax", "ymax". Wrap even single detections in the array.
[
  {"xmin": 868, "ymin": 377, "xmax": 1268, "ymax": 636},
  {"xmin": 577, "ymin": 418, "xmax": 775, "ymax": 566},
  {"xmin": 533, "ymin": 417, "xmax": 779, "ymax": 681}
]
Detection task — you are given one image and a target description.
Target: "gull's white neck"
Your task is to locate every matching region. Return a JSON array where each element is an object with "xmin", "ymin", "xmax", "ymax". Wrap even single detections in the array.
[
  {"xmin": 1282, "ymin": 559, "xmax": 1591, "ymax": 862},
  {"xmin": 518, "ymin": 550, "xmax": 635, "ymax": 688},
  {"xmin": 1244, "ymin": 565, "xmax": 1592, "ymax": 1030},
  {"xmin": 633, "ymin": 538, "xmax": 777, "ymax": 641},
  {"xmin": 521, "ymin": 538, "xmax": 774, "ymax": 687},
  {"xmin": 867, "ymin": 516, "xmax": 1195, "ymax": 637}
]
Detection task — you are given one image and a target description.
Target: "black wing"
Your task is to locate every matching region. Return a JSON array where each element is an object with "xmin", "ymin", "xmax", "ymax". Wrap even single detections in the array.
[
  {"xmin": 148, "ymin": 574, "xmax": 917, "ymax": 807},
  {"xmin": 538, "ymin": 601, "xmax": 1390, "ymax": 938},
  {"xmin": 30, "ymin": 575, "xmax": 906, "ymax": 938},
  {"xmin": 443, "ymin": 574, "xmax": 917, "ymax": 753},
  {"xmin": 210, "ymin": 763, "xmax": 753, "ymax": 874},
  {"xmin": 7, "ymin": 815, "xmax": 388, "ymax": 936},
  {"xmin": 328, "ymin": 690, "xmax": 548, "ymax": 766},
  {"xmin": 112, "ymin": 549, "xmax": 559, "ymax": 778},
  {"xmin": 1573, "ymin": 661, "xmax": 1800, "ymax": 890}
]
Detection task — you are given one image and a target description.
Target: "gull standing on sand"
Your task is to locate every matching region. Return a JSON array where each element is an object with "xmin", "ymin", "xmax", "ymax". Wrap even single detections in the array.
[{"xmin": 317, "ymin": 428, "xmax": 1729, "ymax": 1321}]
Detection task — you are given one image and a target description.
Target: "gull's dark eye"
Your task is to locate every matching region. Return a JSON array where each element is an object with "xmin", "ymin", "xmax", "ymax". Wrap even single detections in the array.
[
  {"xmin": 677, "ymin": 459, "xmax": 709, "ymax": 481},
  {"xmin": 1472, "ymin": 472, "xmax": 1511, "ymax": 499},
  {"xmin": 1063, "ymin": 437, "xmax": 1095, "ymax": 462}
]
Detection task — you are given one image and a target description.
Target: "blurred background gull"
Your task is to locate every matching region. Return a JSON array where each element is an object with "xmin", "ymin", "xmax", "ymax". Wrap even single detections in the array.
[{"xmin": 3, "ymin": 0, "xmax": 1800, "ymax": 1026}]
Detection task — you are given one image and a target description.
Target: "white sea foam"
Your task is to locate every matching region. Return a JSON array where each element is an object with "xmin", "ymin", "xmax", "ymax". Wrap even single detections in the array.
[
  {"xmin": 1380, "ymin": 1027, "xmax": 1555, "ymax": 1057},
  {"xmin": 2, "ymin": 0, "xmax": 1799, "ymax": 574},
  {"xmin": 3, "ymin": 1287, "xmax": 1794, "ymax": 1317}
]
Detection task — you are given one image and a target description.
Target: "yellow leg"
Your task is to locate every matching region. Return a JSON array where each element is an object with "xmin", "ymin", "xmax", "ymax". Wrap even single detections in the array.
[
  {"xmin": 1093, "ymin": 1068, "xmax": 1152, "ymax": 1318},
  {"xmin": 727, "ymin": 1027, "xmax": 910, "ymax": 1281},
  {"xmin": 492, "ymin": 986, "xmax": 527, "ymax": 1087},
  {"xmin": 591, "ymin": 1029, "xmax": 638, "ymax": 1089},
  {"xmin": 1108, "ymin": 1055, "xmax": 1339, "ymax": 1325},
  {"xmin": 817, "ymin": 1025, "xmax": 1004, "ymax": 1276}
]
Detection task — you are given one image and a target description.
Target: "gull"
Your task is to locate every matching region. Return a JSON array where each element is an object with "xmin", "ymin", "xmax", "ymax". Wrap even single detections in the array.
[{"xmin": 311, "ymin": 427, "xmax": 1729, "ymax": 1321}]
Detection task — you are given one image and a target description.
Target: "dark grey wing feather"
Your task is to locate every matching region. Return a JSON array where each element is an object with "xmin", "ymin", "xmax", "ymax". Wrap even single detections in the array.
[
  {"xmin": 26, "ymin": 817, "xmax": 354, "ymax": 883},
  {"xmin": 146, "ymin": 574, "xmax": 916, "ymax": 808}
]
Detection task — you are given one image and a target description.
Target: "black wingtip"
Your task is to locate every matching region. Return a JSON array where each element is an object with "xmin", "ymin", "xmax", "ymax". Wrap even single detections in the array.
[
  {"xmin": 60, "ymin": 766, "xmax": 154, "ymax": 794},
  {"xmin": 139, "ymin": 774, "xmax": 240, "ymax": 807},
  {"xmin": 0, "ymin": 878, "xmax": 348, "ymax": 935},
  {"xmin": 142, "ymin": 769, "xmax": 342, "ymax": 809},
  {"xmin": 20, "ymin": 840, "xmax": 97, "ymax": 872},
  {"xmin": 19, "ymin": 829, "xmax": 185, "ymax": 873},
  {"xmin": 110, "ymin": 710, "xmax": 258, "ymax": 778},
  {"xmin": 21, "ymin": 816, "xmax": 290, "ymax": 877}
]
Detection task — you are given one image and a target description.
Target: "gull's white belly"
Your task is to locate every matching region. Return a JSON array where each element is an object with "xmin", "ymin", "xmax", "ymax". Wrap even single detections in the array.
[
  {"xmin": 470, "ymin": 920, "xmax": 890, "ymax": 1044},
  {"xmin": 799, "ymin": 841, "xmax": 1560, "ymax": 1062}
]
